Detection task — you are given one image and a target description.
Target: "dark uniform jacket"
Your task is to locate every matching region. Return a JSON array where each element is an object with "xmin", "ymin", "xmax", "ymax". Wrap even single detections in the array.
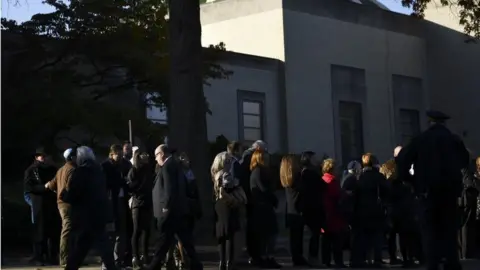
[
  {"xmin": 397, "ymin": 124, "xmax": 470, "ymax": 197},
  {"xmin": 24, "ymin": 161, "xmax": 57, "ymax": 224}
]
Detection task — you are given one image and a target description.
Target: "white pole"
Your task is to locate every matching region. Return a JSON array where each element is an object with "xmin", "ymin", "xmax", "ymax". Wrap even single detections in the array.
[{"xmin": 128, "ymin": 120, "xmax": 133, "ymax": 144}]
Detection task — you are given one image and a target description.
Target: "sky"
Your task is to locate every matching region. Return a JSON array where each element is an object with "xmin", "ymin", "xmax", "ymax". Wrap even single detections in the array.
[{"xmin": 1, "ymin": 0, "xmax": 412, "ymax": 23}]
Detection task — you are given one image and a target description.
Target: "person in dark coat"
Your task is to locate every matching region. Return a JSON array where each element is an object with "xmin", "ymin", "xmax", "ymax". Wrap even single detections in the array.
[
  {"xmin": 249, "ymin": 149, "xmax": 281, "ymax": 269},
  {"xmin": 239, "ymin": 140, "xmax": 268, "ymax": 266},
  {"xmin": 321, "ymin": 158, "xmax": 348, "ymax": 268},
  {"xmin": 174, "ymin": 152, "xmax": 203, "ymax": 270},
  {"xmin": 127, "ymin": 151, "xmax": 154, "ymax": 269},
  {"xmin": 146, "ymin": 144, "xmax": 203, "ymax": 270},
  {"xmin": 280, "ymin": 154, "xmax": 309, "ymax": 266},
  {"xmin": 351, "ymin": 153, "xmax": 389, "ymax": 268},
  {"xmin": 475, "ymin": 157, "xmax": 480, "ymax": 252},
  {"xmin": 121, "ymin": 141, "xmax": 134, "ymax": 265},
  {"xmin": 397, "ymin": 110, "xmax": 470, "ymax": 270},
  {"xmin": 212, "ymin": 142, "xmax": 247, "ymax": 270},
  {"xmin": 61, "ymin": 146, "xmax": 117, "ymax": 270},
  {"xmin": 380, "ymin": 159, "xmax": 418, "ymax": 267},
  {"xmin": 299, "ymin": 151, "xmax": 326, "ymax": 265},
  {"xmin": 23, "ymin": 148, "xmax": 60, "ymax": 266},
  {"xmin": 458, "ymin": 154, "xmax": 479, "ymax": 260},
  {"xmin": 102, "ymin": 144, "xmax": 130, "ymax": 268}
]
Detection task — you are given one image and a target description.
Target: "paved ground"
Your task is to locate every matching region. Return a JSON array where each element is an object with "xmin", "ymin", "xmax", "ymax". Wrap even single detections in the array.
[{"xmin": 2, "ymin": 260, "xmax": 480, "ymax": 270}]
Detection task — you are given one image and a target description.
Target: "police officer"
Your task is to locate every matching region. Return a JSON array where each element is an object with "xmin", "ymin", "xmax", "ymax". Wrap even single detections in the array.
[{"xmin": 397, "ymin": 110, "xmax": 470, "ymax": 270}]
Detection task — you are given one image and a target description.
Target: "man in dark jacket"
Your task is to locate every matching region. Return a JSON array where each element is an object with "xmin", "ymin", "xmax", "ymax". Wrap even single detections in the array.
[
  {"xmin": 239, "ymin": 140, "xmax": 267, "ymax": 266},
  {"xmin": 121, "ymin": 141, "xmax": 134, "ymax": 264},
  {"xmin": 147, "ymin": 144, "xmax": 202, "ymax": 270},
  {"xmin": 397, "ymin": 110, "xmax": 470, "ymax": 270},
  {"xmin": 45, "ymin": 148, "xmax": 76, "ymax": 266},
  {"xmin": 102, "ymin": 144, "xmax": 130, "ymax": 267},
  {"xmin": 62, "ymin": 146, "xmax": 117, "ymax": 270},
  {"xmin": 23, "ymin": 148, "xmax": 58, "ymax": 266}
]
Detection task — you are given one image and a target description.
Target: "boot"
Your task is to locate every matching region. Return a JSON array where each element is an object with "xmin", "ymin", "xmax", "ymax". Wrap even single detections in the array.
[
  {"xmin": 219, "ymin": 261, "xmax": 226, "ymax": 270},
  {"xmin": 132, "ymin": 257, "xmax": 141, "ymax": 270},
  {"xmin": 227, "ymin": 260, "xmax": 237, "ymax": 270}
]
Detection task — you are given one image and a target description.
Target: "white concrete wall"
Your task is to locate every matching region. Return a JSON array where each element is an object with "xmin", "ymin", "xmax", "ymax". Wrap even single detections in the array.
[
  {"xmin": 283, "ymin": 10, "xmax": 427, "ymax": 163},
  {"xmin": 425, "ymin": 1, "xmax": 464, "ymax": 33},
  {"xmin": 204, "ymin": 63, "xmax": 282, "ymax": 153},
  {"xmin": 201, "ymin": 0, "xmax": 285, "ymax": 60}
]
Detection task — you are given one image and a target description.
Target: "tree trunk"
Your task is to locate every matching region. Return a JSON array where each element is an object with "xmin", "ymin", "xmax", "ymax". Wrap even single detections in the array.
[{"xmin": 167, "ymin": 0, "xmax": 213, "ymax": 242}]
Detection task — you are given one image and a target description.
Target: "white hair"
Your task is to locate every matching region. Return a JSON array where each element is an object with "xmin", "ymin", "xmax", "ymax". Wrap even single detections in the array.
[
  {"xmin": 393, "ymin": 146, "xmax": 402, "ymax": 158},
  {"xmin": 76, "ymin": 146, "xmax": 96, "ymax": 166},
  {"xmin": 252, "ymin": 140, "xmax": 267, "ymax": 151}
]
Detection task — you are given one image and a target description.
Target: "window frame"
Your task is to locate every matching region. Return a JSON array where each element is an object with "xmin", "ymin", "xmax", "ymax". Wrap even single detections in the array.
[
  {"xmin": 338, "ymin": 101, "xmax": 365, "ymax": 164},
  {"xmin": 237, "ymin": 90, "xmax": 266, "ymax": 146},
  {"xmin": 398, "ymin": 108, "xmax": 420, "ymax": 145}
]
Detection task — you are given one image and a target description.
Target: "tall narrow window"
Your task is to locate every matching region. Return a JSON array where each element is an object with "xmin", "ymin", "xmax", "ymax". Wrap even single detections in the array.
[
  {"xmin": 399, "ymin": 109, "xmax": 420, "ymax": 145},
  {"xmin": 339, "ymin": 101, "xmax": 364, "ymax": 164},
  {"xmin": 237, "ymin": 90, "xmax": 265, "ymax": 145}
]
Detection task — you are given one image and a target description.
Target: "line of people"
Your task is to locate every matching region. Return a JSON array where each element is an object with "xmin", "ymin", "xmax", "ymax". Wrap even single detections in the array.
[
  {"xmin": 24, "ymin": 142, "xmax": 203, "ymax": 270},
  {"xmin": 22, "ymin": 109, "xmax": 480, "ymax": 270},
  {"xmin": 210, "ymin": 110, "xmax": 480, "ymax": 270}
]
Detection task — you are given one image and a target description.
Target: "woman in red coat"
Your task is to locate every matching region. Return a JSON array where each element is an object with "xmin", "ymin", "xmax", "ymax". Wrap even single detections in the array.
[{"xmin": 321, "ymin": 158, "xmax": 348, "ymax": 268}]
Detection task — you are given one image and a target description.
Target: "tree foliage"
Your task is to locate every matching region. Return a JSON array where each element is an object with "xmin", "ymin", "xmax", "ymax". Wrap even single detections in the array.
[
  {"xmin": 1, "ymin": 0, "xmax": 231, "ymax": 167},
  {"xmin": 402, "ymin": 0, "xmax": 480, "ymax": 39}
]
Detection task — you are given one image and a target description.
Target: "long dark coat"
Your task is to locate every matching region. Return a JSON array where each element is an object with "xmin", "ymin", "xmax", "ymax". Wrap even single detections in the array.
[{"xmin": 250, "ymin": 166, "xmax": 278, "ymax": 236}]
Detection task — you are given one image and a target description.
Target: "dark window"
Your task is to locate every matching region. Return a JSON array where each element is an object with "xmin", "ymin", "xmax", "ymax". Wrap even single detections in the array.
[
  {"xmin": 399, "ymin": 109, "xmax": 420, "ymax": 145},
  {"xmin": 237, "ymin": 90, "xmax": 265, "ymax": 146},
  {"xmin": 339, "ymin": 101, "xmax": 364, "ymax": 164}
]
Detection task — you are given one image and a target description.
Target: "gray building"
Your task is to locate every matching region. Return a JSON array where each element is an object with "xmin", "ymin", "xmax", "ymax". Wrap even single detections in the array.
[{"xmin": 149, "ymin": 0, "xmax": 480, "ymax": 163}]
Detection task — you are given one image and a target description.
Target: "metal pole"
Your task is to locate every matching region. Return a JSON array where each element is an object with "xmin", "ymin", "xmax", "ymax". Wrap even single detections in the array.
[{"xmin": 128, "ymin": 120, "xmax": 133, "ymax": 144}]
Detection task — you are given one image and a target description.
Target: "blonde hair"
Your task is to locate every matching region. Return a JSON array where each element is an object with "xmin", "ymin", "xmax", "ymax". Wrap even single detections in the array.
[
  {"xmin": 280, "ymin": 154, "xmax": 299, "ymax": 188},
  {"xmin": 476, "ymin": 156, "xmax": 480, "ymax": 168},
  {"xmin": 250, "ymin": 149, "xmax": 265, "ymax": 171},
  {"xmin": 322, "ymin": 158, "xmax": 335, "ymax": 174},
  {"xmin": 380, "ymin": 159, "xmax": 396, "ymax": 180}
]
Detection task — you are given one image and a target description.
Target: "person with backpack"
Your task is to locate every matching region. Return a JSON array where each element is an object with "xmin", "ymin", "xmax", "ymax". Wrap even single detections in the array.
[{"xmin": 212, "ymin": 142, "xmax": 247, "ymax": 270}]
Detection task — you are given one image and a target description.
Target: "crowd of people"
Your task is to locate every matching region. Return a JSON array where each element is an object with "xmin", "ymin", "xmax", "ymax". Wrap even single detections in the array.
[{"xmin": 22, "ymin": 110, "xmax": 480, "ymax": 270}]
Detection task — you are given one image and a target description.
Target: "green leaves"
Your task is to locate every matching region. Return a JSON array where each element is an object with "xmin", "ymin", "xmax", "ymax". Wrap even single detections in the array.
[
  {"xmin": 402, "ymin": 0, "xmax": 480, "ymax": 39},
  {"xmin": 2, "ymin": 0, "xmax": 231, "ymax": 154}
]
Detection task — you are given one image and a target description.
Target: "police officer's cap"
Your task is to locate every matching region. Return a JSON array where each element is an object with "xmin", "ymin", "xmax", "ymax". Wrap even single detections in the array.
[{"xmin": 426, "ymin": 110, "xmax": 450, "ymax": 122}]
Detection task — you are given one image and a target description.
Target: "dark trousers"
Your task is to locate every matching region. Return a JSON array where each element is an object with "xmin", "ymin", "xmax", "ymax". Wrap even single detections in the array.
[
  {"xmin": 289, "ymin": 217, "xmax": 320, "ymax": 261},
  {"xmin": 131, "ymin": 207, "xmax": 152, "ymax": 260},
  {"xmin": 246, "ymin": 204, "xmax": 261, "ymax": 260},
  {"xmin": 321, "ymin": 232, "xmax": 344, "ymax": 266},
  {"xmin": 419, "ymin": 196, "xmax": 461, "ymax": 270},
  {"xmin": 218, "ymin": 234, "xmax": 235, "ymax": 264},
  {"xmin": 387, "ymin": 225, "xmax": 400, "ymax": 261},
  {"xmin": 65, "ymin": 227, "xmax": 116, "ymax": 270},
  {"xmin": 459, "ymin": 195, "xmax": 478, "ymax": 259},
  {"xmin": 351, "ymin": 228, "xmax": 383, "ymax": 264},
  {"xmin": 146, "ymin": 215, "xmax": 202, "ymax": 270}
]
